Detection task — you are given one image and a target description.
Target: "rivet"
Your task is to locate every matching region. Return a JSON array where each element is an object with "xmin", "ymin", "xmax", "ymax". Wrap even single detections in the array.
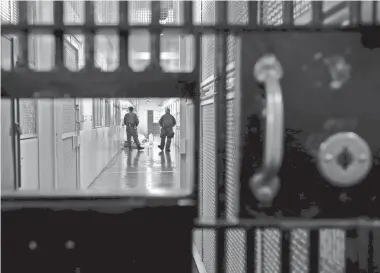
[
  {"xmin": 324, "ymin": 153, "xmax": 334, "ymax": 162},
  {"xmin": 29, "ymin": 241, "xmax": 37, "ymax": 250},
  {"xmin": 358, "ymin": 154, "xmax": 367, "ymax": 162},
  {"xmin": 257, "ymin": 186, "xmax": 274, "ymax": 202},
  {"xmin": 66, "ymin": 240, "xmax": 75, "ymax": 249}
]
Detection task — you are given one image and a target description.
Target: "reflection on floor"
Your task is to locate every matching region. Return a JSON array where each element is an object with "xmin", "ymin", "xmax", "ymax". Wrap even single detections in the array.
[{"xmin": 89, "ymin": 140, "xmax": 181, "ymax": 192}]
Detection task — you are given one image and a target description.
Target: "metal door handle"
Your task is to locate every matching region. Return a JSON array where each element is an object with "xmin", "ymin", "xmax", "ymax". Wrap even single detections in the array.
[{"xmin": 250, "ymin": 54, "xmax": 285, "ymax": 205}]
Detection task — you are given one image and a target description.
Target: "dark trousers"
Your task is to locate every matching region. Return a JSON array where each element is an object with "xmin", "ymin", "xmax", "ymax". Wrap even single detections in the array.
[
  {"xmin": 126, "ymin": 127, "xmax": 141, "ymax": 147},
  {"xmin": 160, "ymin": 128, "xmax": 174, "ymax": 151}
]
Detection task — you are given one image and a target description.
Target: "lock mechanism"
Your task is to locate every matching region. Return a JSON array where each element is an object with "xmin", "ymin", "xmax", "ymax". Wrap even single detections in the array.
[{"xmin": 317, "ymin": 132, "xmax": 372, "ymax": 187}]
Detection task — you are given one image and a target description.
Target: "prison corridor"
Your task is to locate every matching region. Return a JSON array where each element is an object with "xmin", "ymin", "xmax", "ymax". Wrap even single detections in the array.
[{"xmin": 89, "ymin": 138, "xmax": 181, "ymax": 192}]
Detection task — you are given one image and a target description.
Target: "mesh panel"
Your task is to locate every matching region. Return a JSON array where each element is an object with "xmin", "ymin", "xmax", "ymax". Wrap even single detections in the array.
[
  {"xmin": 226, "ymin": 229, "xmax": 246, "ymax": 273},
  {"xmin": 263, "ymin": 229, "xmax": 281, "ymax": 273},
  {"xmin": 261, "ymin": 1, "xmax": 284, "ymax": 25},
  {"xmin": 200, "ymin": 1, "xmax": 216, "ymax": 82},
  {"xmin": 61, "ymin": 137, "xmax": 77, "ymax": 190},
  {"xmin": 201, "ymin": 103, "xmax": 216, "ymax": 273},
  {"xmin": 19, "ymin": 99, "xmax": 37, "ymax": 135},
  {"xmin": 226, "ymin": 1, "xmax": 249, "ymax": 68},
  {"xmin": 129, "ymin": 1, "xmax": 179, "ymax": 25},
  {"xmin": 1, "ymin": 0, "xmax": 11, "ymax": 23},
  {"xmin": 225, "ymin": 98, "xmax": 246, "ymax": 273},
  {"xmin": 195, "ymin": 101, "xmax": 204, "ymax": 258},
  {"xmin": 260, "ymin": 228, "xmax": 346, "ymax": 273},
  {"xmin": 261, "ymin": 0, "xmax": 312, "ymax": 25},
  {"xmin": 291, "ymin": 229, "xmax": 309, "ymax": 273},
  {"xmin": 61, "ymin": 98, "xmax": 76, "ymax": 134},
  {"xmin": 225, "ymin": 98, "xmax": 238, "ymax": 220}
]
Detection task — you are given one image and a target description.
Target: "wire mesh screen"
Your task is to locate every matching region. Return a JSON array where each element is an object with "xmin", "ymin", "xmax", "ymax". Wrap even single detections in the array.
[
  {"xmin": 129, "ymin": 0, "xmax": 178, "ymax": 25},
  {"xmin": 260, "ymin": 0, "xmax": 312, "ymax": 25},
  {"xmin": 226, "ymin": 1, "xmax": 248, "ymax": 69},
  {"xmin": 201, "ymin": 103, "xmax": 216, "ymax": 273},
  {"xmin": 196, "ymin": 1, "xmax": 216, "ymax": 82}
]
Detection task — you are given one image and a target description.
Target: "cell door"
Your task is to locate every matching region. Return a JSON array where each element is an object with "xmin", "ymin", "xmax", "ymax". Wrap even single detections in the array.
[
  {"xmin": 55, "ymin": 40, "xmax": 80, "ymax": 190},
  {"xmin": 1, "ymin": 35, "xmax": 21, "ymax": 190},
  {"xmin": 237, "ymin": 2, "xmax": 380, "ymax": 272}
]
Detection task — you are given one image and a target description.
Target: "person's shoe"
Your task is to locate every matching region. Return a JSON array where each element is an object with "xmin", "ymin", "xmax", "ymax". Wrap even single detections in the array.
[
  {"xmin": 137, "ymin": 146, "xmax": 144, "ymax": 150},
  {"xmin": 158, "ymin": 145, "xmax": 163, "ymax": 151}
]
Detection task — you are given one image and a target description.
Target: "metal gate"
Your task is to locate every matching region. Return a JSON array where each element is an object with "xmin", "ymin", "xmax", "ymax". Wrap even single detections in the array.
[{"xmin": 2, "ymin": 1, "xmax": 380, "ymax": 273}]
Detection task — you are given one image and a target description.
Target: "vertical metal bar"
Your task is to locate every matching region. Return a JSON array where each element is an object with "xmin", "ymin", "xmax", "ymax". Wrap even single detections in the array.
[
  {"xmin": 214, "ymin": 0, "xmax": 227, "ymax": 218},
  {"xmin": 10, "ymin": 98, "xmax": 20, "ymax": 189},
  {"xmin": 248, "ymin": 1, "xmax": 258, "ymax": 27},
  {"xmin": 17, "ymin": 1, "xmax": 28, "ymax": 68},
  {"xmin": 10, "ymin": 38, "xmax": 15, "ymax": 68},
  {"xmin": 349, "ymin": 1, "xmax": 362, "ymax": 25},
  {"xmin": 149, "ymin": 1, "xmax": 161, "ymax": 69},
  {"xmin": 85, "ymin": 1, "xmax": 95, "ymax": 69},
  {"xmin": 283, "ymin": 1, "xmax": 294, "ymax": 25},
  {"xmin": 246, "ymin": 228, "xmax": 256, "ymax": 273},
  {"xmin": 346, "ymin": 229, "xmax": 360, "ymax": 273},
  {"xmin": 54, "ymin": 1, "xmax": 64, "ymax": 69},
  {"xmin": 281, "ymin": 230, "xmax": 291, "ymax": 273},
  {"xmin": 357, "ymin": 228, "xmax": 370, "ymax": 272},
  {"xmin": 311, "ymin": 1, "xmax": 323, "ymax": 25},
  {"xmin": 193, "ymin": 32, "xmax": 201, "ymax": 212},
  {"xmin": 184, "ymin": 1, "xmax": 193, "ymax": 27},
  {"xmin": 119, "ymin": 1, "xmax": 129, "ymax": 69},
  {"xmin": 215, "ymin": 2, "xmax": 227, "ymax": 273},
  {"xmin": 368, "ymin": 229, "xmax": 374, "ymax": 273},
  {"xmin": 309, "ymin": 230, "xmax": 320, "ymax": 273},
  {"xmin": 372, "ymin": 1, "xmax": 378, "ymax": 24}
]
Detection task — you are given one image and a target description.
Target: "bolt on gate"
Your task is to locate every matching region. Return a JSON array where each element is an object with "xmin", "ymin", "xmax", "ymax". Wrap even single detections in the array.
[{"xmin": 2, "ymin": 1, "xmax": 380, "ymax": 273}]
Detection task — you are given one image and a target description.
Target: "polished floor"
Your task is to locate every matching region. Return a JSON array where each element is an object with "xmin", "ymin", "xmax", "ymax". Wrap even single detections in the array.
[{"xmin": 89, "ymin": 137, "xmax": 182, "ymax": 194}]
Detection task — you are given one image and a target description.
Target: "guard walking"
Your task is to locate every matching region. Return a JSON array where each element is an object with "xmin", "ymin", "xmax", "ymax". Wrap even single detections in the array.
[
  {"xmin": 124, "ymin": 107, "xmax": 144, "ymax": 150},
  {"xmin": 158, "ymin": 108, "xmax": 176, "ymax": 152}
]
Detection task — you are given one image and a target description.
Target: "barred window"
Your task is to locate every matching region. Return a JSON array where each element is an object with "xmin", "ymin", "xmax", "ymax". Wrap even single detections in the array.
[{"xmin": 92, "ymin": 98, "xmax": 104, "ymax": 128}]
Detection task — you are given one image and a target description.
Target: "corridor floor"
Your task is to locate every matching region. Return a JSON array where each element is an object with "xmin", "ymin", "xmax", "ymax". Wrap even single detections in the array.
[{"xmin": 89, "ymin": 140, "xmax": 181, "ymax": 193}]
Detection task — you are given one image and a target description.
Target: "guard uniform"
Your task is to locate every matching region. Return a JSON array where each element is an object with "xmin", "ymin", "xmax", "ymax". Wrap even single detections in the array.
[
  {"xmin": 158, "ymin": 112, "xmax": 177, "ymax": 152},
  {"xmin": 124, "ymin": 112, "xmax": 142, "ymax": 148}
]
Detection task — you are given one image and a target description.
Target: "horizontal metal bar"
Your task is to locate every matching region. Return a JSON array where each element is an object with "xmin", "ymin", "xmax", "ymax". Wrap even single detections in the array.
[
  {"xmin": 195, "ymin": 218, "xmax": 380, "ymax": 229},
  {"xmin": 1, "ymin": 69, "xmax": 198, "ymax": 98},
  {"xmin": 1, "ymin": 197, "xmax": 193, "ymax": 210},
  {"xmin": 2, "ymin": 24, "xmax": 380, "ymax": 35}
]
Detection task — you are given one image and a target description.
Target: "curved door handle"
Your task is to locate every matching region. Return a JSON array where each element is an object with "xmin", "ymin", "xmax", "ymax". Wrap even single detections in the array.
[{"xmin": 250, "ymin": 54, "xmax": 285, "ymax": 205}]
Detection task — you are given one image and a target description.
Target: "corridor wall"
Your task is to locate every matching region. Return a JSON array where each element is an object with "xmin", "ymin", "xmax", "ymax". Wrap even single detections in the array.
[
  {"xmin": 0, "ymin": 1, "xmax": 124, "ymax": 192},
  {"xmin": 79, "ymin": 99, "xmax": 124, "ymax": 189}
]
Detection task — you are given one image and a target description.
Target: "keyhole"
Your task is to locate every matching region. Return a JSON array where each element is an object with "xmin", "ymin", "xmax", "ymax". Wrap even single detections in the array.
[{"xmin": 336, "ymin": 147, "xmax": 353, "ymax": 170}]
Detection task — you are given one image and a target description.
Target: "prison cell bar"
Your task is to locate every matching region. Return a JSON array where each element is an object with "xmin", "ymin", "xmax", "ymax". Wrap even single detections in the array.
[
  {"xmin": 2, "ymin": 1, "xmax": 380, "ymax": 273},
  {"xmin": 214, "ymin": 1, "xmax": 228, "ymax": 273}
]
